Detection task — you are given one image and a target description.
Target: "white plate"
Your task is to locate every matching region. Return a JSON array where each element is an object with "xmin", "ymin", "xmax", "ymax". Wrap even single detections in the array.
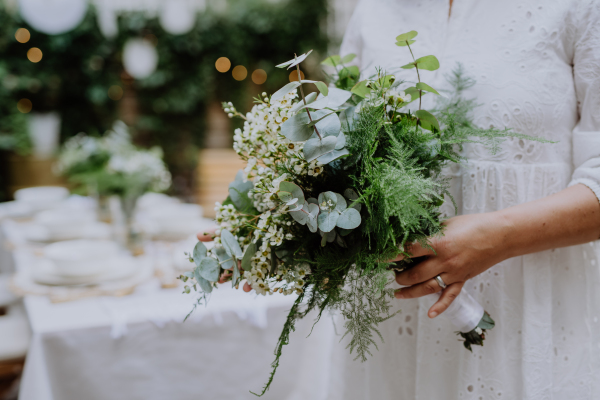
[
  {"xmin": 23, "ymin": 222, "xmax": 111, "ymax": 243},
  {"xmin": 33, "ymin": 256, "xmax": 140, "ymax": 286}
]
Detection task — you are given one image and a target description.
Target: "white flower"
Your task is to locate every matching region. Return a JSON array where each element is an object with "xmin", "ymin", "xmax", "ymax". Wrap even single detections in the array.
[
  {"xmin": 475, "ymin": 327, "xmax": 483, "ymax": 335},
  {"xmin": 385, "ymin": 88, "xmax": 411, "ymax": 106}
]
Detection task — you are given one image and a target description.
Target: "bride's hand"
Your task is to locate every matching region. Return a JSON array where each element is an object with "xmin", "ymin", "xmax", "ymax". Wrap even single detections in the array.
[
  {"xmin": 391, "ymin": 213, "xmax": 506, "ymax": 318},
  {"xmin": 197, "ymin": 230, "xmax": 252, "ymax": 292}
]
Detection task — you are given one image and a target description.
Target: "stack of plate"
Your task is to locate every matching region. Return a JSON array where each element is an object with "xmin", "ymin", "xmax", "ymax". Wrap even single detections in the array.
[
  {"xmin": 34, "ymin": 239, "xmax": 139, "ymax": 286},
  {"xmin": 143, "ymin": 203, "xmax": 213, "ymax": 241},
  {"xmin": 29, "ymin": 208, "xmax": 109, "ymax": 242}
]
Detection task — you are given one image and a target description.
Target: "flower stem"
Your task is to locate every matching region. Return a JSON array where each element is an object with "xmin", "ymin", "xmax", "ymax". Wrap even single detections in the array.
[
  {"xmin": 295, "ymin": 54, "xmax": 322, "ymax": 140},
  {"xmin": 405, "ymin": 42, "xmax": 422, "ymax": 111}
]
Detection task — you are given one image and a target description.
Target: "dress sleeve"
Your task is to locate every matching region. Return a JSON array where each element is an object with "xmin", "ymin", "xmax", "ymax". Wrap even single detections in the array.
[
  {"xmin": 568, "ymin": 0, "xmax": 600, "ymax": 202},
  {"xmin": 339, "ymin": 1, "xmax": 365, "ymax": 70}
]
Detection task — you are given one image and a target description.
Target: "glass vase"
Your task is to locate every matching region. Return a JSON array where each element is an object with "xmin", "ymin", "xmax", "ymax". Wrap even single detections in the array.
[{"xmin": 118, "ymin": 194, "xmax": 144, "ymax": 256}]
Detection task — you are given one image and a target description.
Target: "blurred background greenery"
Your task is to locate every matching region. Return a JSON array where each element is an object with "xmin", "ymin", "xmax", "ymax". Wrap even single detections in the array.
[{"xmin": 0, "ymin": 0, "xmax": 340, "ymax": 201}]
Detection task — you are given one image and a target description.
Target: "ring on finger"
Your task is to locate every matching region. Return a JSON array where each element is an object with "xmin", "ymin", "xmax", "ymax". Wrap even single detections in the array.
[{"xmin": 434, "ymin": 275, "xmax": 447, "ymax": 289}]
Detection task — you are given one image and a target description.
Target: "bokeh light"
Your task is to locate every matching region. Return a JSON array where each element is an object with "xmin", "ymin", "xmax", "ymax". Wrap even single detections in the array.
[
  {"xmin": 108, "ymin": 85, "xmax": 123, "ymax": 101},
  {"xmin": 251, "ymin": 69, "xmax": 267, "ymax": 84},
  {"xmin": 289, "ymin": 70, "xmax": 304, "ymax": 82},
  {"xmin": 27, "ymin": 47, "xmax": 43, "ymax": 63},
  {"xmin": 17, "ymin": 98, "xmax": 32, "ymax": 113},
  {"xmin": 215, "ymin": 57, "xmax": 231, "ymax": 73},
  {"xmin": 15, "ymin": 28, "xmax": 30, "ymax": 43},
  {"xmin": 232, "ymin": 65, "xmax": 247, "ymax": 81}
]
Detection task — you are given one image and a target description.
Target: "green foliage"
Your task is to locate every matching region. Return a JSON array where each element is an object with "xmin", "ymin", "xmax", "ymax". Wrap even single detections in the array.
[{"xmin": 0, "ymin": 0, "xmax": 328, "ymax": 196}]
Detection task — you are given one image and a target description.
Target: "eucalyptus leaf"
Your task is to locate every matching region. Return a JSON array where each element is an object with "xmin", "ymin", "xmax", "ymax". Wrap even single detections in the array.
[
  {"xmin": 289, "ymin": 201, "xmax": 310, "ymax": 225},
  {"xmin": 314, "ymin": 81, "xmax": 329, "ymax": 96},
  {"xmin": 318, "ymin": 210, "xmax": 340, "ymax": 232},
  {"xmin": 415, "ymin": 109, "xmax": 440, "ymax": 131},
  {"xmin": 395, "ymin": 30, "xmax": 418, "ymax": 42},
  {"xmin": 334, "ymin": 193, "xmax": 347, "ymax": 212},
  {"xmin": 198, "ymin": 257, "xmax": 220, "ymax": 282},
  {"xmin": 306, "ymin": 203, "xmax": 319, "ymax": 233},
  {"xmin": 339, "ymin": 106, "xmax": 357, "ymax": 131},
  {"xmin": 279, "ymin": 181, "xmax": 305, "ymax": 204},
  {"xmin": 416, "ymin": 82, "xmax": 440, "ymax": 95},
  {"xmin": 318, "ymin": 191, "xmax": 338, "ymax": 208},
  {"xmin": 351, "ymin": 80, "xmax": 371, "ymax": 98},
  {"xmin": 344, "ymin": 188, "xmax": 362, "ymax": 212},
  {"xmin": 232, "ymin": 263, "xmax": 240, "ymax": 287},
  {"xmin": 307, "ymin": 215, "xmax": 318, "ymax": 233},
  {"xmin": 280, "ymin": 112, "xmax": 312, "ymax": 141},
  {"xmin": 281, "ymin": 109, "xmax": 336, "ymax": 142},
  {"xmin": 194, "ymin": 268, "xmax": 213, "ymax": 293},
  {"xmin": 275, "ymin": 50, "xmax": 313, "ymax": 69},
  {"xmin": 290, "ymin": 92, "xmax": 317, "ymax": 113},
  {"xmin": 335, "ymin": 132, "xmax": 346, "ymax": 150},
  {"xmin": 286, "ymin": 198, "xmax": 299, "ymax": 206},
  {"xmin": 271, "ymin": 81, "xmax": 302, "ymax": 101},
  {"xmin": 303, "ymin": 136, "xmax": 337, "ymax": 162},
  {"xmin": 299, "ymin": 88, "xmax": 351, "ymax": 111},
  {"xmin": 307, "ymin": 197, "xmax": 318, "ymax": 205},
  {"xmin": 319, "ymin": 229, "xmax": 337, "ymax": 243},
  {"xmin": 336, "ymin": 207, "xmax": 362, "ymax": 229},
  {"xmin": 305, "ymin": 111, "xmax": 341, "ymax": 138},
  {"xmin": 277, "ymin": 191, "xmax": 292, "ymax": 202},
  {"xmin": 215, "ymin": 247, "xmax": 235, "ymax": 270},
  {"xmin": 221, "ymin": 229, "xmax": 243, "ymax": 259},
  {"xmin": 241, "ymin": 242, "xmax": 257, "ymax": 271},
  {"xmin": 192, "ymin": 241, "xmax": 207, "ymax": 266},
  {"xmin": 317, "ymin": 148, "xmax": 350, "ymax": 165},
  {"xmin": 229, "ymin": 170, "xmax": 254, "ymax": 212}
]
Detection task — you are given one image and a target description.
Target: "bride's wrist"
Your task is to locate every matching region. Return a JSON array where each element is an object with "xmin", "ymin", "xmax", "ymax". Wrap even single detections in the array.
[{"xmin": 488, "ymin": 209, "xmax": 520, "ymax": 260}]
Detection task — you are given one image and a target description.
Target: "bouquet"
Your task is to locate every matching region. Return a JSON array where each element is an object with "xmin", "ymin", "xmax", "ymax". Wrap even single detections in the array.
[
  {"xmin": 56, "ymin": 121, "xmax": 171, "ymax": 197},
  {"xmin": 182, "ymin": 31, "xmax": 542, "ymax": 395}
]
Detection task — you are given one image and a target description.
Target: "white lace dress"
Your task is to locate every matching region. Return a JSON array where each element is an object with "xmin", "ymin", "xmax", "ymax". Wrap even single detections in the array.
[{"xmin": 325, "ymin": 1, "xmax": 600, "ymax": 399}]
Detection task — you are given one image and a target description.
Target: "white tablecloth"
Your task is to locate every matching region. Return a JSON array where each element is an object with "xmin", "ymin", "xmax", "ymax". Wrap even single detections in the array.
[{"xmin": 19, "ymin": 286, "xmax": 337, "ymax": 400}]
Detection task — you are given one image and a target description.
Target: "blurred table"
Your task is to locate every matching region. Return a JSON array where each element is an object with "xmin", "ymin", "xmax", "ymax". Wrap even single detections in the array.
[
  {"xmin": 19, "ymin": 286, "xmax": 336, "ymax": 400},
  {"xmin": 0, "ymin": 209, "xmax": 336, "ymax": 400}
]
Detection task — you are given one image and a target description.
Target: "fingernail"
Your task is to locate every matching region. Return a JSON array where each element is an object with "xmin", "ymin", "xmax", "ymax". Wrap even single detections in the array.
[
  {"xmin": 394, "ymin": 289, "xmax": 404, "ymax": 299},
  {"xmin": 430, "ymin": 311, "xmax": 438, "ymax": 318}
]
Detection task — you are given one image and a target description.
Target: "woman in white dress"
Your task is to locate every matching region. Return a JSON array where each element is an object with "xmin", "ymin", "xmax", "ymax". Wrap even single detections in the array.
[{"xmin": 325, "ymin": 0, "xmax": 600, "ymax": 399}]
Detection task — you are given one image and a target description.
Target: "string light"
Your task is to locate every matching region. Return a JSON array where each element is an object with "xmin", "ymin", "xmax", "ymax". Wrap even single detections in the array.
[
  {"xmin": 232, "ymin": 65, "xmax": 247, "ymax": 81},
  {"xmin": 27, "ymin": 47, "xmax": 43, "ymax": 63},
  {"xmin": 251, "ymin": 69, "xmax": 267, "ymax": 85},
  {"xmin": 215, "ymin": 57, "xmax": 231, "ymax": 73},
  {"xmin": 289, "ymin": 70, "xmax": 304, "ymax": 82},
  {"xmin": 15, "ymin": 28, "xmax": 30, "ymax": 43},
  {"xmin": 17, "ymin": 99, "xmax": 32, "ymax": 113},
  {"xmin": 108, "ymin": 85, "xmax": 123, "ymax": 101}
]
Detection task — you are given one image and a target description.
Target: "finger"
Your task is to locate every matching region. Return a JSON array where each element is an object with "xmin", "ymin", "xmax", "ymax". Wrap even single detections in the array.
[
  {"xmin": 395, "ymin": 259, "xmax": 440, "ymax": 286},
  {"xmin": 394, "ymin": 276, "xmax": 445, "ymax": 299},
  {"xmin": 218, "ymin": 271, "xmax": 232, "ymax": 284},
  {"xmin": 428, "ymin": 281, "xmax": 464, "ymax": 318},
  {"xmin": 197, "ymin": 229, "xmax": 216, "ymax": 241},
  {"xmin": 388, "ymin": 241, "xmax": 435, "ymax": 262},
  {"xmin": 243, "ymin": 281, "xmax": 252, "ymax": 292},
  {"xmin": 405, "ymin": 241, "xmax": 435, "ymax": 258}
]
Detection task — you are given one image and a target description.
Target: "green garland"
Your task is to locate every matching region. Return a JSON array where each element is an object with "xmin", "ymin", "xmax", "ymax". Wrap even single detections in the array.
[{"xmin": 0, "ymin": 0, "xmax": 327, "ymax": 196}]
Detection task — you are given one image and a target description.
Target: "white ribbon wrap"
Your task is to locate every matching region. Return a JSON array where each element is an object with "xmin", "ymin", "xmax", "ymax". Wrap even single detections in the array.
[{"xmin": 424, "ymin": 288, "xmax": 484, "ymax": 333}]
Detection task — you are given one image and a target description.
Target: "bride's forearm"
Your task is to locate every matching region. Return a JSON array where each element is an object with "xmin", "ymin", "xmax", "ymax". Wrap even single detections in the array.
[{"xmin": 493, "ymin": 184, "xmax": 600, "ymax": 259}]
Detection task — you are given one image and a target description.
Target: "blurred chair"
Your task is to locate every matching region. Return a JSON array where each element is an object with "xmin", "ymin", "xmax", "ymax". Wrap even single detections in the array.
[
  {"xmin": 0, "ymin": 275, "xmax": 30, "ymax": 399},
  {"xmin": 196, "ymin": 149, "xmax": 246, "ymax": 218}
]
